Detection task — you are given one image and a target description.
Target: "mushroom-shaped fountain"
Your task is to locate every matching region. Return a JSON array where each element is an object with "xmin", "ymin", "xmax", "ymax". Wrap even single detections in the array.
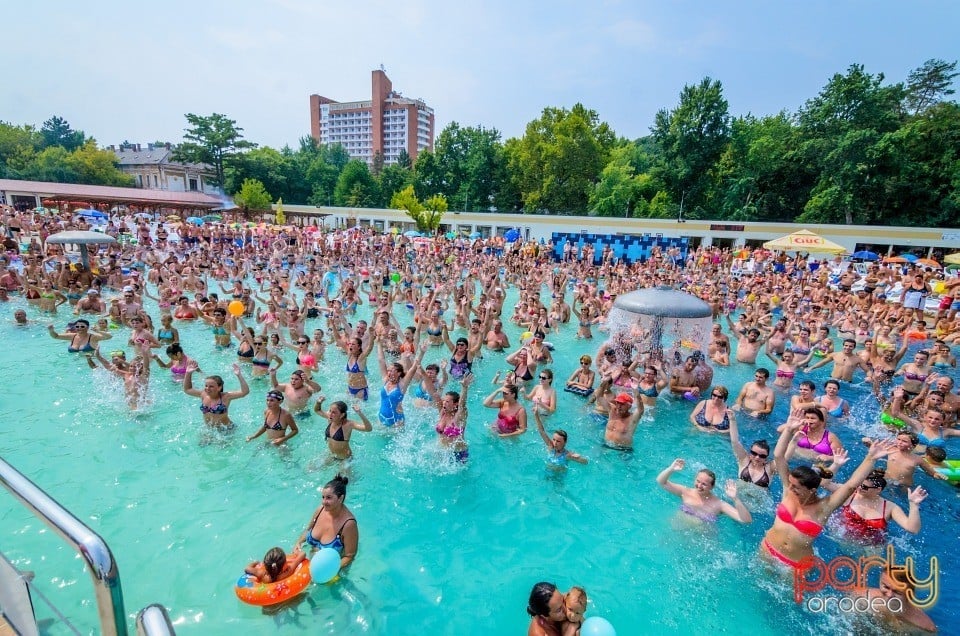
[
  {"xmin": 604, "ymin": 286, "xmax": 713, "ymax": 363},
  {"xmin": 45, "ymin": 231, "xmax": 117, "ymax": 269}
]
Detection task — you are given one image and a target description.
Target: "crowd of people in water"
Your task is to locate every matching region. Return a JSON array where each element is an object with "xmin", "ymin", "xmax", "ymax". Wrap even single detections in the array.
[{"xmin": 3, "ymin": 203, "xmax": 957, "ymax": 633}]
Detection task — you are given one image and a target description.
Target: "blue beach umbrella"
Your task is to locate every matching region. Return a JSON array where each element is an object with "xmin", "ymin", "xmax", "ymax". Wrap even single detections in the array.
[
  {"xmin": 77, "ymin": 209, "xmax": 107, "ymax": 219},
  {"xmin": 899, "ymin": 253, "xmax": 919, "ymax": 263},
  {"xmin": 851, "ymin": 250, "xmax": 879, "ymax": 261},
  {"xmin": 469, "ymin": 231, "xmax": 482, "ymax": 239},
  {"xmin": 186, "ymin": 217, "xmax": 205, "ymax": 226},
  {"xmin": 504, "ymin": 228, "xmax": 520, "ymax": 242},
  {"xmin": 403, "ymin": 230, "xmax": 421, "ymax": 238}
]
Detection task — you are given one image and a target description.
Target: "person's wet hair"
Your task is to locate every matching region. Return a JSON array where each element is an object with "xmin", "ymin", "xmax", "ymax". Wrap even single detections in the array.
[
  {"xmin": 791, "ymin": 465, "xmax": 822, "ymax": 489},
  {"xmin": 527, "ymin": 581, "xmax": 557, "ymax": 617},
  {"xmin": 325, "ymin": 473, "xmax": 349, "ymax": 499}
]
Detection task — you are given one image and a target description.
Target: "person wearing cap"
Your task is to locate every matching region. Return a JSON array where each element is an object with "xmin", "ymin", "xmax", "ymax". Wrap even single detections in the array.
[
  {"xmin": 604, "ymin": 392, "xmax": 643, "ymax": 449},
  {"xmin": 246, "ymin": 390, "xmax": 299, "ymax": 446},
  {"xmin": 74, "ymin": 289, "xmax": 106, "ymax": 315}
]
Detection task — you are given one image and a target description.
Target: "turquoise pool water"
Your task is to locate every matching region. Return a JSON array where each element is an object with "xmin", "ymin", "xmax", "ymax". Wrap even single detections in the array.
[{"xmin": 1, "ymin": 289, "xmax": 958, "ymax": 635}]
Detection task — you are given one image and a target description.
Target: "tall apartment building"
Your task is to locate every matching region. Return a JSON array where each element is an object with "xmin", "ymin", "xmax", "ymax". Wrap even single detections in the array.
[{"xmin": 309, "ymin": 69, "xmax": 435, "ymax": 166}]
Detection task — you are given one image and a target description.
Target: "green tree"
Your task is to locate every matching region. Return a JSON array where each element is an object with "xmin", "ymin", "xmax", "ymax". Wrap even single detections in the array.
[
  {"xmin": 226, "ymin": 146, "xmax": 289, "ymax": 200},
  {"xmin": 334, "ymin": 160, "xmax": 379, "ymax": 207},
  {"xmin": 390, "ymin": 185, "xmax": 447, "ymax": 232},
  {"xmin": 20, "ymin": 146, "xmax": 78, "ymax": 183},
  {"xmin": 0, "ymin": 122, "xmax": 42, "ymax": 178},
  {"xmin": 306, "ymin": 144, "xmax": 351, "ymax": 207},
  {"xmin": 173, "ymin": 113, "xmax": 256, "ymax": 187},
  {"xmin": 424, "ymin": 122, "xmax": 504, "ymax": 211},
  {"xmin": 651, "ymin": 77, "xmax": 731, "ymax": 217},
  {"xmin": 512, "ymin": 104, "xmax": 615, "ymax": 213},
  {"xmin": 378, "ymin": 163, "xmax": 414, "ymax": 207},
  {"xmin": 40, "ymin": 116, "xmax": 86, "ymax": 151},
  {"xmin": 396, "ymin": 149, "xmax": 412, "ymax": 169},
  {"xmin": 796, "ymin": 64, "xmax": 905, "ymax": 224},
  {"xmin": 590, "ymin": 145, "xmax": 640, "ymax": 217},
  {"xmin": 715, "ymin": 113, "xmax": 811, "ymax": 221},
  {"xmin": 905, "ymin": 59, "xmax": 958, "ymax": 115},
  {"xmin": 65, "ymin": 141, "xmax": 134, "ymax": 186},
  {"xmin": 234, "ymin": 178, "xmax": 272, "ymax": 215}
]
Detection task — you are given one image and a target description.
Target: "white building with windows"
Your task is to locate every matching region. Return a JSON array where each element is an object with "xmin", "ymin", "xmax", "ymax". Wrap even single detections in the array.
[
  {"xmin": 109, "ymin": 143, "xmax": 218, "ymax": 194},
  {"xmin": 310, "ymin": 69, "xmax": 434, "ymax": 166}
]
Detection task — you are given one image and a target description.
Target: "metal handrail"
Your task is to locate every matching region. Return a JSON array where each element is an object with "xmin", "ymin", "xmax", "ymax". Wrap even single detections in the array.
[
  {"xmin": 136, "ymin": 604, "xmax": 176, "ymax": 636},
  {"xmin": 0, "ymin": 456, "xmax": 126, "ymax": 635}
]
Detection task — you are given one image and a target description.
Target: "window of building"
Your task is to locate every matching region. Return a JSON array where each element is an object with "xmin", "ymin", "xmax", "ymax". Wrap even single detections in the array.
[
  {"xmin": 153, "ymin": 175, "xmax": 158, "ymax": 187},
  {"xmin": 189, "ymin": 178, "xmax": 198, "ymax": 191},
  {"xmin": 476, "ymin": 225, "xmax": 492, "ymax": 238}
]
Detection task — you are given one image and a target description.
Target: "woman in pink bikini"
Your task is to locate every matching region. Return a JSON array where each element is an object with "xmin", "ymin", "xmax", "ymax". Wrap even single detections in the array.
[{"xmin": 759, "ymin": 422, "xmax": 894, "ymax": 571}]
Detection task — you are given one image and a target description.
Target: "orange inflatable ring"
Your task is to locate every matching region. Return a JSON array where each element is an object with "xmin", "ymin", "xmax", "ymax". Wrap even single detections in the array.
[
  {"xmin": 905, "ymin": 330, "xmax": 928, "ymax": 341},
  {"xmin": 234, "ymin": 558, "xmax": 311, "ymax": 606}
]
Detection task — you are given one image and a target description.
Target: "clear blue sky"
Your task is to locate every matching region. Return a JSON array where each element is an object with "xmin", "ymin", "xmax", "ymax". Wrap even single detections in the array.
[{"xmin": 5, "ymin": 1, "xmax": 958, "ymax": 149}]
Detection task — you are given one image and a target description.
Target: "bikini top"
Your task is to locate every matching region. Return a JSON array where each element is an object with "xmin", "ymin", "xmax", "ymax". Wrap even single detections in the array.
[
  {"xmin": 776, "ymin": 503, "xmax": 824, "ymax": 537},
  {"xmin": 325, "ymin": 421, "xmax": 346, "ymax": 442},
  {"xmin": 797, "ymin": 427, "xmax": 833, "ymax": 455},
  {"xmin": 816, "ymin": 396, "xmax": 846, "ymax": 418},
  {"xmin": 739, "ymin": 463, "xmax": 770, "ymax": 488},
  {"xmin": 842, "ymin": 498, "xmax": 887, "ymax": 541},
  {"xmin": 264, "ymin": 413, "xmax": 284, "ymax": 431},
  {"xmin": 200, "ymin": 398, "xmax": 227, "ymax": 415}
]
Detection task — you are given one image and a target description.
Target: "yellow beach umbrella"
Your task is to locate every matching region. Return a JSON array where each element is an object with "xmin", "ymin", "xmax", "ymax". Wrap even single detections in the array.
[
  {"xmin": 943, "ymin": 253, "xmax": 960, "ymax": 265},
  {"xmin": 762, "ymin": 229, "xmax": 846, "ymax": 254}
]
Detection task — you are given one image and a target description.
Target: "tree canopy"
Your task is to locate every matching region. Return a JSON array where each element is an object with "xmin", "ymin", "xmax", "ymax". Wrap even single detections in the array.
[
  {"xmin": 1, "ymin": 57, "xmax": 957, "ymax": 227},
  {"xmin": 173, "ymin": 113, "xmax": 256, "ymax": 187}
]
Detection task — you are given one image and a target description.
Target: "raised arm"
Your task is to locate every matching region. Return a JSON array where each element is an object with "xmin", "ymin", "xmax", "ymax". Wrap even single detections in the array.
[
  {"xmin": 533, "ymin": 409, "xmax": 552, "ymax": 449},
  {"xmin": 727, "ymin": 413, "xmax": 748, "ymax": 463},
  {"xmin": 656, "ymin": 458, "xmax": 687, "ymax": 497},
  {"xmin": 718, "ymin": 481, "xmax": 752, "ymax": 523},
  {"xmin": 824, "ymin": 439, "xmax": 895, "ymax": 512}
]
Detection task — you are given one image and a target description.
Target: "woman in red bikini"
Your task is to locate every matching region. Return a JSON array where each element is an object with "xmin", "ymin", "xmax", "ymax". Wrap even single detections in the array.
[
  {"xmin": 482, "ymin": 383, "xmax": 527, "ymax": 438},
  {"xmin": 760, "ymin": 421, "xmax": 895, "ymax": 571},
  {"xmin": 827, "ymin": 470, "xmax": 926, "ymax": 544}
]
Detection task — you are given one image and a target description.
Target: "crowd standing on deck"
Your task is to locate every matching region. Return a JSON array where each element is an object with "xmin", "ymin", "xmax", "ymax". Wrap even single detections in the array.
[{"xmin": 3, "ymin": 203, "xmax": 956, "ymax": 633}]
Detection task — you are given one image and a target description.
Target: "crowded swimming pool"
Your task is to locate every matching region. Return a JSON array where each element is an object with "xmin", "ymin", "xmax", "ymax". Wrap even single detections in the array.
[{"xmin": 1, "ymin": 252, "xmax": 958, "ymax": 635}]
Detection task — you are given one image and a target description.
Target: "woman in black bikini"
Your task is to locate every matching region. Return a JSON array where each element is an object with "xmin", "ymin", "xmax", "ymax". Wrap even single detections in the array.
[
  {"xmin": 314, "ymin": 397, "xmax": 372, "ymax": 460},
  {"xmin": 728, "ymin": 414, "xmax": 775, "ymax": 488},
  {"xmin": 246, "ymin": 390, "xmax": 298, "ymax": 446}
]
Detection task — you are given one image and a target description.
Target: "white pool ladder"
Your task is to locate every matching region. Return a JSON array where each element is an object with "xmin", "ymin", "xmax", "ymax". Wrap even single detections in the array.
[{"xmin": 0, "ymin": 456, "xmax": 175, "ymax": 636}]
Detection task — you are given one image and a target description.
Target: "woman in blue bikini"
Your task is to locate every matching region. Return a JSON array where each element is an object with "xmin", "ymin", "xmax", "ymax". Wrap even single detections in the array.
[
  {"xmin": 533, "ymin": 410, "xmax": 587, "ymax": 470},
  {"xmin": 295, "ymin": 474, "xmax": 358, "ymax": 572},
  {"xmin": 375, "ymin": 339, "xmax": 426, "ymax": 427}
]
